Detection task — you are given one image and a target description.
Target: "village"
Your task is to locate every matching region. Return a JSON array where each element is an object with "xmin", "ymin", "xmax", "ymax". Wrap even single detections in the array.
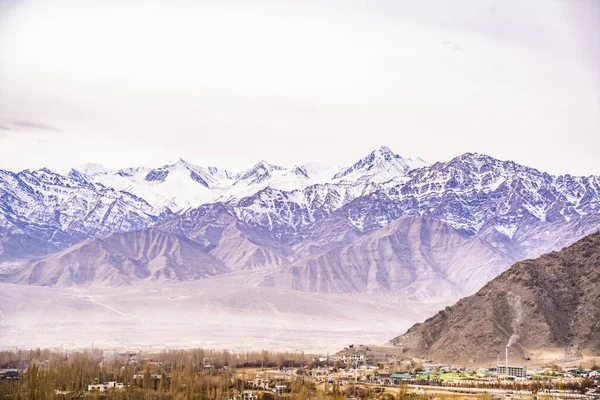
[{"xmin": 1, "ymin": 346, "xmax": 600, "ymax": 399}]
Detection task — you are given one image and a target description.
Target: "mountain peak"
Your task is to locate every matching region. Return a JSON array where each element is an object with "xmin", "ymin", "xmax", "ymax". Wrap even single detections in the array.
[
  {"xmin": 290, "ymin": 165, "xmax": 310, "ymax": 179},
  {"xmin": 447, "ymin": 153, "xmax": 523, "ymax": 172},
  {"xmin": 255, "ymin": 159, "xmax": 270, "ymax": 168},
  {"xmin": 376, "ymin": 145, "xmax": 394, "ymax": 156},
  {"xmin": 67, "ymin": 168, "xmax": 90, "ymax": 183},
  {"xmin": 165, "ymin": 158, "xmax": 194, "ymax": 168},
  {"xmin": 75, "ymin": 163, "xmax": 110, "ymax": 177},
  {"xmin": 334, "ymin": 146, "xmax": 411, "ymax": 181},
  {"xmin": 238, "ymin": 160, "xmax": 285, "ymax": 181},
  {"xmin": 366, "ymin": 145, "xmax": 398, "ymax": 161}
]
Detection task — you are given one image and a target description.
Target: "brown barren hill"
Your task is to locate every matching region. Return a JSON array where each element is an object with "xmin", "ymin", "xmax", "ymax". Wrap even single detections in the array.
[{"xmin": 388, "ymin": 231, "xmax": 600, "ymax": 365}]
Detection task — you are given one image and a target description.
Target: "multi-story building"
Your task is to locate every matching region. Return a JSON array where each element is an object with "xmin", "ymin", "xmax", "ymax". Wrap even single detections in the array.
[{"xmin": 497, "ymin": 365, "xmax": 527, "ymax": 378}]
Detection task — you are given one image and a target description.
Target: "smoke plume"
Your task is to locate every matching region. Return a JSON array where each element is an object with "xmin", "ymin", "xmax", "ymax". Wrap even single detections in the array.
[{"xmin": 506, "ymin": 291, "xmax": 522, "ymax": 347}]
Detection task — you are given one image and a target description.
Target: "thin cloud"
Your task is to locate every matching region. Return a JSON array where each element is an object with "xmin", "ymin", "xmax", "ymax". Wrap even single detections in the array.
[{"xmin": 6, "ymin": 120, "xmax": 62, "ymax": 132}]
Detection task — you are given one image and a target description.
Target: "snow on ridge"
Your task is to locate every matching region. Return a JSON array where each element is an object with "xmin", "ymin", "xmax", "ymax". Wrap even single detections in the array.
[
  {"xmin": 333, "ymin": 145, "xmax": 428, "ymax": 182},
  {"xmin": 495, "ymin": 224, "xmax": 518, "ymax": 239},
  {"xmin": 76, "ymin": 163, "xmax": 110, "ymax": 177},
  {"xmin": 4, "ymin": 148, "xmax": 600, "ymax": 243}
]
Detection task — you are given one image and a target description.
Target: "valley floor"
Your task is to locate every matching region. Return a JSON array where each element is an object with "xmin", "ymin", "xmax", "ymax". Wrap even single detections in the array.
[{"xmin": 0, "ymin": 274, "xmax": 445, "ymax": 352}]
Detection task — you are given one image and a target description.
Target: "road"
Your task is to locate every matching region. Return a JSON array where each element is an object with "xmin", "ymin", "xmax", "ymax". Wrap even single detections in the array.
[{"xmin": 407, "ymin": 384, "xmax": 589, "ymax": 399}]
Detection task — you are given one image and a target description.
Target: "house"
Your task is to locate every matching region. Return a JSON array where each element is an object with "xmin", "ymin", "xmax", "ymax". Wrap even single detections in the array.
[
  {"xmin": 253, "ymin": 377, "xmax": 270, "ymax": 389},
  {"xmin": 586, "ymin": 388, "xmax": 600, "ymax": 398},
  {"xmin": 230, "ymin": 392, "xmax": 258, "ymax": 400},
  {"xmin": 391, "ymin": 373, "xmax": 412, "ymax": 385},
  {"xmin": 0, "ymin": 371, "xmax": 20, "ymax": 380},
  {"xmin": 104, "ymin": 381, "xmax": 122, "ymax": 388},
  {"xmin": 87, "ymin": 381, "xmax": 126, "ymax": 392},
  {"xmin": 88, "ymin": 384, "xmax": 107, "ymax": 393},
  {"xmin": 377, "ymin": 373, "xmax": 392, "ymax": 385},
  {"xmin": 272, "ymin": 385, "xmax": 287, "ymax": 393},
  {"xmin": 342, "ymin": 354, "xmax": 365, "ymax": 365}
]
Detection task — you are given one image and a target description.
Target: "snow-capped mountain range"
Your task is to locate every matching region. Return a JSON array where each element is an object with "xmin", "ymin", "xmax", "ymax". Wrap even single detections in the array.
[
  {"xmin": 75, "ymin": 145, "xmax": 417, "ymax": 211},
  {"xmin": 1, "ymin": 146, "xmax": 600, "ymax": 304},
  {"xmin": 0, "ymin": 167, "xmax": 170, "ymax": 261}
]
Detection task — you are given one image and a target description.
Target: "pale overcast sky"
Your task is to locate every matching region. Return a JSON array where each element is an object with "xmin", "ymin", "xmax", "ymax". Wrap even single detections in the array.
[{"xmin": 0, "ymin": 0, "xmax": 598, "ymax": 175}]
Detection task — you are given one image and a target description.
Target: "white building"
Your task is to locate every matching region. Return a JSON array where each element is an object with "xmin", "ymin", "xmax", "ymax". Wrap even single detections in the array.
[
  {"xmin": 273, "ymin": 385, "xmax": 287, "ymax": 393},
  {"xmin": 497, "ymin": 365, "xmax": 527, "ymax": 378},
  {"xmin": 87, "ymin": 381, "xmax": 125, "ymax": 392},
  {"xmin": 342, "ymin": 354, "xmax": 365, "ymax": 364},
  {"xmin": 253, "ymin": 377, "xmax": 270, "ymax": 389},
  {"xmin": 88, "ymin": 384, "xmax": 107, "ymax": 393}
]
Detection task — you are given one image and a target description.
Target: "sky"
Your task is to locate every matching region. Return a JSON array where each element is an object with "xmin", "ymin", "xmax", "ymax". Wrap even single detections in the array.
[{"xmin": 0, "ymin": 0, "xmax": 598, "ymax": 175}]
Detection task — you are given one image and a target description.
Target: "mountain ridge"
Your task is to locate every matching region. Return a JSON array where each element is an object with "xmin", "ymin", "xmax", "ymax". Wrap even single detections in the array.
[
  {"xmin": 388, "ymin": 231, "xmax": 600, "ymax": 364},
  {"xmin": 1, "ymin": 147, "xmax": 600, "ymax": 307},
  {"xmin": 0, "ymin": 229, "xmax": 229, "ymax": 287}
]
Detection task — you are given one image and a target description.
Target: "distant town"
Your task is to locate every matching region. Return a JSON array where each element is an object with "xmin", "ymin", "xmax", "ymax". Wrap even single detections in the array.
[{"xmin": 1, "ymin": 346, "xmax": 599, "ymax": 400}]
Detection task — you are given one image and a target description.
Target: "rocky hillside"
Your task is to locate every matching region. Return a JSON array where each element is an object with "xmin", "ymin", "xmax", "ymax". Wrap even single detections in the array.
[
  {"xmin": 0, "ymin": 168, "xmax": 170, "ymax": 262},
  {"xmin": 262, "ymin": 216, "xmax": 509, "ymax": 300},
  {"xmin": 0, "ymin": 229, "xmax": 229, "ymax": 286},
  {"xmin": 389, "ymin": 231, "xmax": 600, "ymax": 364}
]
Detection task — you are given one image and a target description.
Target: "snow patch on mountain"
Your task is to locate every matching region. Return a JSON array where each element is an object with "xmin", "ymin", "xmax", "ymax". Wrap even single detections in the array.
[
  {"xmin": 334, "ymin": 145, "xmax": 430, "ymax": 182},
  {"xmin": 72, "ymin": 146, "xmax": 422, "ymax": 211},
  {"xmin": 0, "ymin": 167, "xmax": 170, "ymax": 261}
]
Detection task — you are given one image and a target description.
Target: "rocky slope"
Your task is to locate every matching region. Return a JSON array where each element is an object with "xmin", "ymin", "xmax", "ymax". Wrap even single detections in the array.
[
  {"xmin": 157, "ymin": 203, "xmax": 292, "ymax": 271},
  {"xmin": 0, "ymin": 168, "xmax": 170, "ymax": 262},
  {"xmin": 388, "ymin": 231, "xmax": 600, "ymax": 364},
  {"xmin": 262, "ymin": 216, "xmax": 510, "ymax": 301},
  {"xmin": 0, "ymin": 229, "xmax": 229, "ymax": 286}
]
